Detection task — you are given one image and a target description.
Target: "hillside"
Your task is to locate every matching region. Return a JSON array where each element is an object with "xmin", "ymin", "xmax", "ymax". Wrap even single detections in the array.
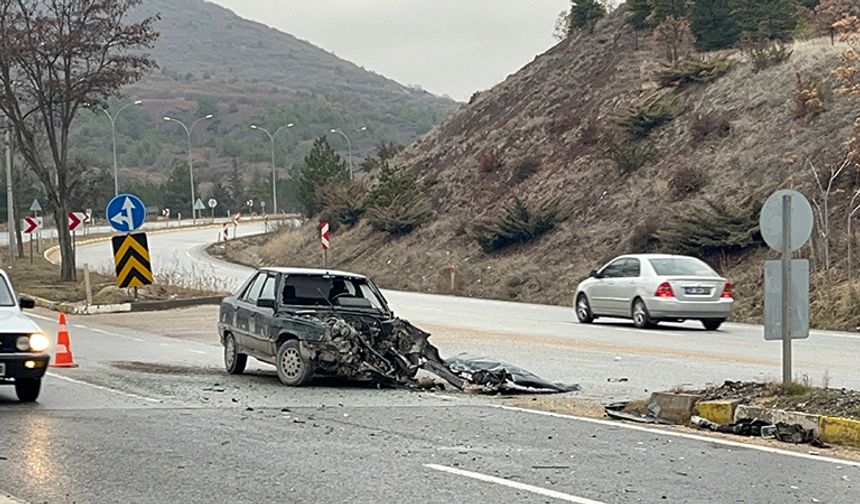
[
  {"xmin": 56, "ymin": 0, "xmax": 457, "ymax": 213},
  {"xmin": 224, "ymin": 7, "xmax": 860, "ymax": 329}
]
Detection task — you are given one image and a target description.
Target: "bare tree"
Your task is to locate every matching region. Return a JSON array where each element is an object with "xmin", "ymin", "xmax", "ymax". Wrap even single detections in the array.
[
  {"xmin": 809, "ymin": 157, "xmax": 849, "ymax": 275},
  {"xmin": 0, "ymin": 0, "xmax": 158, "ymax": 281},
  {"xmin": 847, "ymin": 186, "xmax": 860, "ymax": 282}
]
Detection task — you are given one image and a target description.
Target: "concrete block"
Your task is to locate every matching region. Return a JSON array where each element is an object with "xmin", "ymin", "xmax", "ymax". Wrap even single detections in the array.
[
  {"xmin": 696, "ymin": 400, "xmax": 739, "ymax": 425},
  {"xmin": 648, "ymin": 392, "xmax": 703, "ymax": 425},
  {"xmin": 819, "ymin": 416, "xmax": 860, "ymax": 448}
]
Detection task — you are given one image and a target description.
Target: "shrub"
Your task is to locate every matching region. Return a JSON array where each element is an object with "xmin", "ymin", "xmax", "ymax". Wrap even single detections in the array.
[
  {"xmin": 510, "ymin": 158, "xmax": 541, "ymax": 184},
  {"xmin": 472, "ymin": 197, "xmax": 560, "ymax": 253},
  {"xmin": 654, "ymin": 190, "xmax": 766, "ymax": 256},
  {"xmin": 666, "ymin": 165, "xmax": 706, "ymax": 199},
  {"xmin": 616, "ymin": 92, "xmax": 682, "ymax": 139},
  {"xmin": 690, "ymin": 113, "xmax": 732, "ymax": 145},
  {"xmin": 601, "ymin": 136, "xmax": 658, "ymax": 175},
  {"xmin": 365, "ymin": 162, "xmax": 432, "ymax": 235},
  {"xmin": 627, "ymin": 219, "xmax": 661, "ymax": 252},
  {"xmin": 655, "ymin": 56, "xmax": 735, "ymax": 89},
  {"xmin": 794, "ymin": 73, "xmax": 826, "ymax": 119},
  {"xmin": 748, "ymin": 41, "xmax": 793, "ymax": 72},
  {"xmin": 366, "ymin": 195, "xmax": 432, "ymax": 235},
  {"xmin": 478, "ymin": 147, "xmax": 503, "ymax": 173},
  {"xmin": 318, "ymin": 180, "xmax": 367, "ymax": 230}
]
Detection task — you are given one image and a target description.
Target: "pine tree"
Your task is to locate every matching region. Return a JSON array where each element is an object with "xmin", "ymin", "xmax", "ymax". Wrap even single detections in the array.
[
  {"xmin": 731, "ymin": 0, "xmax": 798, "ymax": 41},
  {"xmin": 568, "ymin": 0, "xmax": 605, "ymax": 32},
  {"xmin": 651, "ymin": 0, "xmax": 688, "ymax": 26},
  {"xmin": 210, "ymin": 182, "xmax": 232, "ymax": 215},
  {"xmin": 161, "ymin": 164, "xmax": 197, "ymax": 216},
  {"xmin": 297, "ymin": 136, "xmax": 349, "ymax": 216},
  {"xmin": 227, "ymin": 158, "xmax": 244, "ymax": 212},
  {"xmin": 690, "ymin": 0, "xmax": 740, "ymax": 50},
  {"xmin": 626, "ymin": 0, "xmax": 653, "ymax": 30}
]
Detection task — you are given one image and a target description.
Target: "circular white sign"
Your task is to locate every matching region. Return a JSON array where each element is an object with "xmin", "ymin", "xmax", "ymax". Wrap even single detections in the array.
[
  {"xmin": 208, "ymin": 198, "xmax": 218, "ymax": 208},
  {"xmin": 759, "ymin": 189, "xmax": 814, "ymax": 253}
]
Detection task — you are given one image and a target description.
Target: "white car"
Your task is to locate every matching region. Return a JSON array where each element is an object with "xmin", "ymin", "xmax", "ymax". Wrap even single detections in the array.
[
  {"xmin": 0, "ymin": 269, "xmax": 50, "ymax": 402},
  {"xmin": 575, "ymin": 254, "xmax": 733, "ymax": 331}
]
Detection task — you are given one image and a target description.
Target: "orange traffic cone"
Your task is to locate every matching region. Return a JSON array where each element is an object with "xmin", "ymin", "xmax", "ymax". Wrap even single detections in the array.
[{"xmin": 50, "ymin": 312, "xmax": 78, "ymax": 368}]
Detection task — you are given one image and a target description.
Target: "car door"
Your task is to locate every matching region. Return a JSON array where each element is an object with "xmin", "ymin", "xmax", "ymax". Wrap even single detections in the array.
[
  {"xmin": 607, "ymin": 258, "xmax": 641, "ymax": 315},
  {"xmin": 588, "ymin": 259, "xmax": 625, "ymax": 315},
  {"xmin": 246, "ymin": 273, "xmax": 279, "ymax": 356},
  {"xmin": 235, "ymin": 272, "xmax": 267, "ymax": 353}
]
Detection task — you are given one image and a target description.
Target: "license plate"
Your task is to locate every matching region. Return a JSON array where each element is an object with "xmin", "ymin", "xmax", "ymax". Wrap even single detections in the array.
[
  {"xmin": 685, "ymin": 287, "xmax": 711, "ymax": 295},
  {"xmin": 0, "ymin": 362, "xmax": 5, "ymax": 377}
]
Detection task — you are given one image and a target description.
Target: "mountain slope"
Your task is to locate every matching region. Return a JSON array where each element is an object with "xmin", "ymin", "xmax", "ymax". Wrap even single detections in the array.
[{"xmin": 223, "ymin": 7, "xmax": 860, "ymax": 328}]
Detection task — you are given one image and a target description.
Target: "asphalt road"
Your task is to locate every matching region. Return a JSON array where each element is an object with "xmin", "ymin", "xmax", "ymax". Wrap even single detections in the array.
[
  {"xmin": 1, "ymin": 226, "xmax": 857, "ymax": 503},
  {"xmin": 0, "ymin": 311, "xmax": 858, "ymax": 504},
  {"xmin": 73, "ymin": 226, "xmax": 860, "ymax": 399}
]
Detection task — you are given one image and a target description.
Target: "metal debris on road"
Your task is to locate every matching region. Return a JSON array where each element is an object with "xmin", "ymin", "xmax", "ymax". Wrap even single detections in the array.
[{"xmin": 691, "ymin": 416, "xmax": 826, "ymax": 447}]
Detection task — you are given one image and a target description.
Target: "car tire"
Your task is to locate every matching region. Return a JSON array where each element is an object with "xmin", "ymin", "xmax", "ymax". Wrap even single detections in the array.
[
  {"xmin": 224, "ymin": 334, "xmax": 247, "ymax": 375},
  {"xmin": 15, "ymin": 378, "xmax": 41, "ymax": 403},
  {"xmin": 576, "ymin": 294, "xmax": 595, "ymax": 324},
  {"xmin": 632, "ymin": 299, "xmax": 657, "ymax": 329},
  {"xmin": 702, "ymin": 319, "xmax": 725, "ymax": 331},
  {"xmin": 276, "ymin": 340, "xmax": 313, "ymax": 386}
]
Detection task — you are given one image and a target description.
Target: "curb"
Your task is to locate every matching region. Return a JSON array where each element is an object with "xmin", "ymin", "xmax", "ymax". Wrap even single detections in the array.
[
  {"xmin": 25, "ymin": 292, "xmax": 223, "ymax": 315},
  {"xmin": 695, "ymin": 400, "xmax": 860, "ymax": 448}
]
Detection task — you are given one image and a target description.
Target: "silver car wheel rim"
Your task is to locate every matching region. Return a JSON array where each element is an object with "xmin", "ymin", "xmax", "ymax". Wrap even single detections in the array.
[
  {"xmin": 282, "ymin": 348, "xmax": 302, "ymax": 378},
  {"xmin": 634, "ymin": 304, "xmax": 645, "ymax": 325},
  {"xmin": 225, "ymin": 338, "xmax": 235, "ymax": 367},
  {"xmin": 577, "ymin": 299, "xmax": 589, "ymax": 319}
]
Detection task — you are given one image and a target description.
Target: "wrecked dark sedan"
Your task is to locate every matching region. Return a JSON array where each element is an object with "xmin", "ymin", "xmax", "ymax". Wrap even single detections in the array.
[
  {"xmin": 219, "ymin": 267, "xmax": 579, "ymax": 393},
  {"xmin": 218, "ymin": 267, "xmax": 439, "ymax": 386}
]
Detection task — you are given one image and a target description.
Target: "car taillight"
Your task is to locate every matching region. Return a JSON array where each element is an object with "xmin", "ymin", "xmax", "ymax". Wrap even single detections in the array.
[
  {"xmin": 722, "ymin": 283, "xmax": 733, "ymax": 299},
  {"xmin": 655, "ymin": 282, "xmax": 674, "ymax": 298}
]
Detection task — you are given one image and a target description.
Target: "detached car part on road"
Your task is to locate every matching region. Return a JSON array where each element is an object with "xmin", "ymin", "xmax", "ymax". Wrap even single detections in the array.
[
  {"xmin": 575, "ymin": 254, "xmax": 733, "ymax": 331},
  {"xmin": 218, "ymin": 268, "xmax": 578, "ymax": 393},
  {"xmin": 0, "ymin": 269, "xmax": 50, "ymax": 402}
]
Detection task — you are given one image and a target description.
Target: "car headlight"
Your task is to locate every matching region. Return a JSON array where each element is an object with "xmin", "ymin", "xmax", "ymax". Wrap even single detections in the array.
[
  {"xmin": 27, "ymin": 333, "xmax": 50, "ymax": 352},
  {"xmin": 16, "ymin": 336, "xmax": 30, "ymax": 351}
]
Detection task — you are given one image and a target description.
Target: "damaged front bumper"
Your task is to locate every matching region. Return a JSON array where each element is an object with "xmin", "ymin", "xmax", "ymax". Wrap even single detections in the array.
[{"xmin": 299, "ymin": 312, "xmax": 578, "ymax": 394}]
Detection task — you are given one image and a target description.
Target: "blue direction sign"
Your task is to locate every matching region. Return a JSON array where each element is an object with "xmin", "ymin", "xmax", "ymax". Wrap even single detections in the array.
[{"xmin": 106, "ymin": 194, "xmax": 146, "ymax": 233}]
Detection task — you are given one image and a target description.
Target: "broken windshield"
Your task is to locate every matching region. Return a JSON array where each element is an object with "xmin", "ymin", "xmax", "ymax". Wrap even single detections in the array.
[{"xmin": 282, "ymin": 275, "xmax": 388, "ymax": 312}]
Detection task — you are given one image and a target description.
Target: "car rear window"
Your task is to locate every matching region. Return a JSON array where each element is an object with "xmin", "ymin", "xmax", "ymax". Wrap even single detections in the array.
[
  {"xmin": 0, "ymin": 277, "xmax": 14, "ymax": 307},
  {"xmin": 649, "ymin": 258, "xmax": 716, "ymax": 277}
]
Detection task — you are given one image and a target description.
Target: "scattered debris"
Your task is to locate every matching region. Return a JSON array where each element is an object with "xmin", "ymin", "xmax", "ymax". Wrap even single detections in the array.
[
  {"xmin": 427, "ymin": 353, "xmax": 581, "ymax": 394},
  {"xmin": 604, "ymin": 401, "xmax": 673, "ymax": 425},
  {"xmin": 607, "ymin": 377, "xmax": 629, "ymax": 383},
  {"xmin": 691, "ymin": 416, "xmax": 825, "ymax": 447}
]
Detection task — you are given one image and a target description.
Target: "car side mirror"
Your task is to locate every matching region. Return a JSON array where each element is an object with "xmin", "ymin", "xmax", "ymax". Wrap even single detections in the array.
[
  {"xmin": 589, "ymin": 270, "xmax": 600, "ymax": 279},
  {"xmin": 19, "ymin": 297, "xmax": 35, "ymax": 310},
  {"xmin": 257, "ymin": 298, "xmax": 276, "ymax": 310}
]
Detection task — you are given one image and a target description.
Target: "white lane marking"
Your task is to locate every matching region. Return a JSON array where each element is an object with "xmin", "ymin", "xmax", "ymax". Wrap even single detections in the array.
[
  {"xmin": 496, "ymin": 405, "xmax": 860, "ymax": 468},
  {"xmin": 159, "ymin": 343, "xmax": 171, "ymax": 347},
  {"xmin": 29, "ymin": 313, "xmax": 57, "ymax": 322},
  {"xmin": 0, "ymin": 492, "xmax": 28, "ymax": 504},
  {"xmin": 47, "ymin": 373, "xmax": 161, "ymax": 404},
  {"xmin": 424, "ymin": 464, "xmax": 605, "ymax": 504},
  {"xmin": 75, "ymin": 324, "xmax": 89, "ymax": 330},
  {"xmin": 132, "ymin": 338, "xmax": 145, "ymax": 342},
  {"xmin": 188, "ymin": 349, "xmax": 207, "ymax": 354}
]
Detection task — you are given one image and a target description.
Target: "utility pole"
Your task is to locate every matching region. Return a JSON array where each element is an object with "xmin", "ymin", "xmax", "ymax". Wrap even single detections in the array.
[{"xmin": 4, "ymin": 116, "xmax": 16, "ymax": 264}]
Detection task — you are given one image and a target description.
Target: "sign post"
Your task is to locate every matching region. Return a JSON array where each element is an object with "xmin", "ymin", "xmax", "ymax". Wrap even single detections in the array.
[
  {"xmin": 29, "ymin": 200, "xmax": 42, "ymax": 253},
  {"xmin": 208, "ymin": 198, "xmax": 218, "ymax": 221},
  {"xmin": 320, "ymin": 221, "xmax": 330, "ymax": 268},
  {"xmin": 759, "ymin": 189, "xmax": 813, "ymax": 386}
]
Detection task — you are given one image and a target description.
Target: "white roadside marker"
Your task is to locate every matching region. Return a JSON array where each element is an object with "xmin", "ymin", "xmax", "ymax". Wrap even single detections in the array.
[{"xmin": 424, "ymin": 463, "xmax": 605, "ymax": 504}]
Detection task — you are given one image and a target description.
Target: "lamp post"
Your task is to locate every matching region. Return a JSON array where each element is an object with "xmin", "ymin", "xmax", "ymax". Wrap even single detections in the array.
[
  {"xmin": 163, "ymin": 114, "xmax": 213, "ymax": 224},
  {"xmin": 329, "ymin": 129, "xmax": 353, "ymax": 180},
  {"xmin": 2, "ymin": 116, "xmax": 14, "ymax": 263},
  {"xmin": 250, "ymin": 122, "xmax": 294, "ymax": 214},
  {"xmin": 99, "ymin": 100, "xmax": 142, "ymax": 196}
]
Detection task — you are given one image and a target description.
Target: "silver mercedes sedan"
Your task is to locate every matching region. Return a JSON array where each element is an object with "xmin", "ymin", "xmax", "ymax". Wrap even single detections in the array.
[{"xmin": 574, "ymin": 254, "xmax": 733, "ymax": 331}]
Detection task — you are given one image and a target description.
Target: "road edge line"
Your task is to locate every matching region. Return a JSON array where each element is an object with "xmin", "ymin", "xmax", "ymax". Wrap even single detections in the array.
[
  {"xmin": 494, "ymin": 404, "xmax": 860, "ymax": 468},
  {"xmin": 47, "ymin": 372, "xmax": 162, "ymax": 404}
]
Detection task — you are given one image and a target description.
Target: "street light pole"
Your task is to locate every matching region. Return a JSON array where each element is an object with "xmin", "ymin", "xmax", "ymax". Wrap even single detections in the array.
[
  {"xmin": 251, "ymin": 122, "xmax": 294, "ymax": 215},
  {"xmin": 100, "ymin": 100, "xmax": 142, "ymax": 196},
  {"xmin": 164, "ymin": 114, "xmax": 213, "ymax": 224},
  {"xmin": 3, "ymin": 116, "xmax": 15, "ymax": 264},
  {"xmin": 330, "ymin": 129, "xmax": 353, "ymax": 180}
]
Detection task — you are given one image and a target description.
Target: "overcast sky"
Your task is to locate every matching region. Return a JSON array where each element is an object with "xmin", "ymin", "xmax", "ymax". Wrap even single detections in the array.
[{"xmin": 211, "ymin": 0, "xmax": 569, "ymax": 101}]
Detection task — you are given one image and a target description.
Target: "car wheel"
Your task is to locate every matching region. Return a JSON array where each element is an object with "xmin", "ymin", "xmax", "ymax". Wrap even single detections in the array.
[
  {"xmin": 576, "ymin": 294, "xmax": 594, "ymax": 324},
  {"xmin": 702, "ymin": 319, "xmax": 725, "ymax": 331},
  {"xmin": 276, "ymin": 340, "xmax": 313, "ymax": 386},
  {"xmin": 224, "ymin": 334, "xmax": 247, "ymax": 375},
  {"xmin": 632, "ymin": 299, "xmax": 656, "ymax": 329},
  {"xmin": 15, "ymin": 378, "xmax": 41, "ymax": 403}
]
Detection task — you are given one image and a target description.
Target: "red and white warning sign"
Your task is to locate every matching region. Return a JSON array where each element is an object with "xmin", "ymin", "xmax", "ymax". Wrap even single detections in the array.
[{"xmin": 320, "ymin": 221, "xmax": 330, "ymax": 250}]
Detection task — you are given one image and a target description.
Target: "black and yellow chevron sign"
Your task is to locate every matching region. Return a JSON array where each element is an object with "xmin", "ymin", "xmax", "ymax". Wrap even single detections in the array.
[{"xmin": 111, "ymin": 233, "xmax": 154, "ymax": 288}]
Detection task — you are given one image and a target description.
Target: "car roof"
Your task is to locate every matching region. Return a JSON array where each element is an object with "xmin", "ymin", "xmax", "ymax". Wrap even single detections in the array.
[
  {"xmin": 617, "ymin": 254, "xmax": 699, "ymax": 261},
  {"xmin": 259, "ymin": 267, "xmax": 368, "ymax": 280}
]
